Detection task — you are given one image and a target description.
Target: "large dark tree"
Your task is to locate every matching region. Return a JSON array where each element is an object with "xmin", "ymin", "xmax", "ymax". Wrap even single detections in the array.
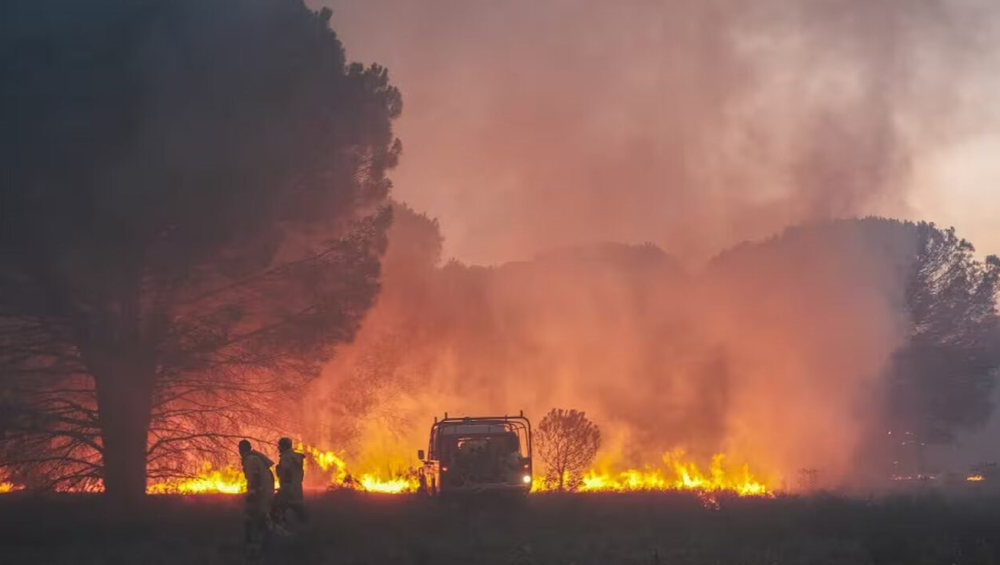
[
  {"xmin": 886, "ymin": 223, "xmax": 1000, "ymax": 443},
  {"xmin": 0, "ymin": 0, "xmax": 401, "ymax": 502}
]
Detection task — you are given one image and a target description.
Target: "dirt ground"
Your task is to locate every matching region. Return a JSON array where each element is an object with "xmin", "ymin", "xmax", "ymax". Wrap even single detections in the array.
[{"xmin": 0, "ymin": 490, "xmax": 998, "ymax": 565}]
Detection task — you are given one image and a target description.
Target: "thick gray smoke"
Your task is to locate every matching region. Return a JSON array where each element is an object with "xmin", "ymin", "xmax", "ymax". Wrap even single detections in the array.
[{"xmin": 318, "ymin": 0, "xmax": 1000, "ymax": 265}]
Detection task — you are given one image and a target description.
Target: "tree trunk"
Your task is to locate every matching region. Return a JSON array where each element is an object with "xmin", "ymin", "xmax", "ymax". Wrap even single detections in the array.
[{"xmin": 95, "ymin": 363, "xmax": 155, "ymax": 504}]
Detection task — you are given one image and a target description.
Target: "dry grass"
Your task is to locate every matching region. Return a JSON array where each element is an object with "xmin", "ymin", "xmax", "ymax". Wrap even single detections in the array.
[{"xmin": 1, "ymin": 491, "xmax": 998, "ymax": 565}]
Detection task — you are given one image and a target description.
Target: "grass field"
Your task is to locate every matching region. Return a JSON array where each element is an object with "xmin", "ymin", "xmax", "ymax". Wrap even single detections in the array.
[{"xmin": 1, "ymin": 491, "xmax": 998, "ymax": 565}]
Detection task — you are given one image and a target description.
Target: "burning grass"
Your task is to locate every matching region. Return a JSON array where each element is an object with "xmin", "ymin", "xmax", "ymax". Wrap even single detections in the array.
[
  {"xmin": 1, "ymin": 444, "xmax": 773, "ymax": 498},
  {"xmin": 537, "ymin": 451, "xmax": 771, "ymax": 497},
  {"xmin": 142, "ymin": 443, "xmax": 420, "ymax": 496},
  {"xmin": 139, "ymin": 445, "xmax": 772, "ymax": 498},
  {"xmin": 147, "ymin": 463, "xmax": 246, "ymax": 495}
]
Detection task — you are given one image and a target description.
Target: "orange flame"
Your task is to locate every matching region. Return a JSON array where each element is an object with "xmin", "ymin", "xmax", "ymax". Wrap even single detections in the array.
[
  {"xmin": 143, "ymin": 442, "xmax": 420, "ymax": 495},
  {"xmin": 147, "ymin": 463, "xmax": 246, "ymax": 495},
  {"xmin": 534, "ymin": 450, "xmax": 771, "ymax": 497},
  {"xmin": 357, "ymin": 473, "xmax": 419, "ymax": 494},
  {"xmin": 303, "ymin": 444, "xmax": 419, "ymax": 493},
  {"xmin": 5, "ymin": 442, "xmax": 765, "ymax": 499},
  {"xmin": 301, "ymin": 443, "xmax": 349, "ymax": 484},
  {"xmin": 144, "ymin": 447, "xmax": 765, "ymax": 496},
  {"xmin": 967, "ymin": 474, "xmax": 985, "ymax": 482}
]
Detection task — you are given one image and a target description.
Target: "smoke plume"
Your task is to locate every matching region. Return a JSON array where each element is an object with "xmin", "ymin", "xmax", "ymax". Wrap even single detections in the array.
[{"xmin": 319, "ymin": 0, "xmax": 999, "ymax": 265}]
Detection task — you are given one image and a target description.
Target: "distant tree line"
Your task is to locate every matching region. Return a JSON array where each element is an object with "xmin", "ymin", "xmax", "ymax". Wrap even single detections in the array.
[
  {"xmin": 886, "ymin": 224, "xmax": 1000, "ymax": 443},
  {"xmin": 313, "ymin": 214, "xmax": 1000, "ymax": 483}
]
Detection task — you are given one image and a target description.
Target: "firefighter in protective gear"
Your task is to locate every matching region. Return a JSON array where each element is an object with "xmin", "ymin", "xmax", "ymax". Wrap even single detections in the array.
[
  {"xmin": 272, "ymin": 437, "xmax": 308, "ymax": 526},
  {"xmin": 504, "ymin": 436, "xmax": 523, "ymax": 483},
  {"xmin": 239, "ymin": 439, "xmax": 275, "ymax": 549}
]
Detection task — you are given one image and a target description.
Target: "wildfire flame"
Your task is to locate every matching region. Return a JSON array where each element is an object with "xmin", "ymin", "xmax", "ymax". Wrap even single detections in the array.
[
  {"xmin": 142, "ymin": 443, "xmax": 419, "ymax": 495},
  {"xmin": 534, "ymin": 451, "xmax": 771, "ymax": 497},
  {"xmin": 301, "ymin": 444, "xmax": 349, "ymax": 484},
  {"xmin": 3, "ymin": 444, "xmax": 764, "ymax": 498},
  {"xmin": 302, "ymin": 443, "xmax": 419, "ymax": 493},
  {"xmin": 147, "ymin": 463, "xmax": 246, "ymax": 495},
  {"xmin": 967, "ymin": 474, "xmax": 985, "ymax": 482},
  {"xmin": 357, "ymin": 473, "xmax": 418, "ymax": 494}
]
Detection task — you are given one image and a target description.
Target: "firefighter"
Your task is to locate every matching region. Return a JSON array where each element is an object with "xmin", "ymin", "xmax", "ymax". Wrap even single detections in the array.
[
  {"xmin": 238, "ymin": 439, "xmax": 275, "ymax": 551},
  {"xmin": 272, "ymin": 437, "xmax": 308, "ymax": 527},
  {"xmin": 455, "ymin": 440, "xmax": 480, "ymax": 484},
  {"xmin": 504, "ymin": 436, "xmax": 523, "ymax": 483}
]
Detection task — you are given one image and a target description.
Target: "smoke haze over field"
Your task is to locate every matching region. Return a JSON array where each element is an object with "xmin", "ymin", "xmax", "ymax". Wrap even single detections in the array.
[
  {"xmin": 319, "ymin": 0, "xmax": 1000, "ymax": 265},
  {"xmin": 294, "ymin": 1, "xmax": 1000, "ymax": 490},
  {"xmin": 304, "ymin": 210, "xmax": 935, "ymax": 489}
]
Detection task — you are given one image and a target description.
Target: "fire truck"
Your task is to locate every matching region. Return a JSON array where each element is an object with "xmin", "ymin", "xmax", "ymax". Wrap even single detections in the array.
[{"xmin": 417, "ymin": 412, "xmax": 533, "ymax": 496}]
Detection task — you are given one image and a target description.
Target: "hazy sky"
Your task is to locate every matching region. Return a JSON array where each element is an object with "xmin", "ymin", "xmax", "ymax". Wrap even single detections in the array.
[{"xmin": 316, "ymin": 0, "xmax": 1000, "ymax": 265}]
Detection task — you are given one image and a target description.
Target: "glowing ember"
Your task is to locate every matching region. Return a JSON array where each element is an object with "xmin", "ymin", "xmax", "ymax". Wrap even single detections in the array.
[
  {"xmin": 0, "ymin": 482, "xmax": 20, "ymax": 494},
  {"xmin": 967, "ymin": 474, "xmax": 985, "ymax": 482},
  {"xmin": 58, "ymin": 481, "xmax": 104, "ymax": 493}
]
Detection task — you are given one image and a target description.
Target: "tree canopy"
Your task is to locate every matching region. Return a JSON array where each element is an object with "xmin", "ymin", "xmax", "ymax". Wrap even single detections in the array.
[{"xmin": 886, "ymin": 223, "xmax": 1000, "ymax": 443}]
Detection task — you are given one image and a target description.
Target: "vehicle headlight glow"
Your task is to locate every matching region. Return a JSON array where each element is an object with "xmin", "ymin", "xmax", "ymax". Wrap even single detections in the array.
[{"xmin": 522, "ymin": 475, "xmax": 532, "ymax": 484}]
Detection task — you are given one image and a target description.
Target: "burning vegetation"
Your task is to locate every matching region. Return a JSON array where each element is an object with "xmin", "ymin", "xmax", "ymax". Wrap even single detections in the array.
[
  {"xmin": 570, "ymin": 452, "xmax": 769, "ymax": 496},
  {"xmin": 138, "ymin": 446, "xmax": 771, "ymax": 498},
  {"xmin": 146, "ymin": 464, "xmax": 246, "ymax": 495},
  {"xmin": 136, "ymin": 439, "xmax": 772, "ymax": 498}
]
